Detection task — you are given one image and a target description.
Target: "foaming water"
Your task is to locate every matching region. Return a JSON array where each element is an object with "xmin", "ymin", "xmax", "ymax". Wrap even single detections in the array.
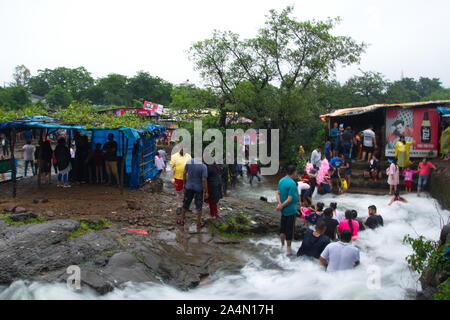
[{"xmin": 0, "ymin": 191, "xmax": 447, "ymax": 300}]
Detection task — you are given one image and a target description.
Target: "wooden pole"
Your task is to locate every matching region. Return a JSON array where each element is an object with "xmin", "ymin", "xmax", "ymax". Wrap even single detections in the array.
[{"xmin": 10, "ymin": 128, "xmax": 16, "ymax": 198}]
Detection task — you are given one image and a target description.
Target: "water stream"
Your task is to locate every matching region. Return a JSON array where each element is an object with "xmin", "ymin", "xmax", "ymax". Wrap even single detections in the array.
[{"xmin": 0, "ymin": 173, "xmax": 448, "ymax": 300}]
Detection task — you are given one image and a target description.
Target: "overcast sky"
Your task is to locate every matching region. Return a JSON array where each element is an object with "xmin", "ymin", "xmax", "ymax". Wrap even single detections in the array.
[{"xmin": 1, "ymin": 0, "xmax": 450, "ymax": 87}]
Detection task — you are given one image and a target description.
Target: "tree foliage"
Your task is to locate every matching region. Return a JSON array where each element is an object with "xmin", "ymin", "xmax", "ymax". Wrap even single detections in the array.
[{"xmin": 189, "ymin": 6, "xmax": 366, "ymax": 158}]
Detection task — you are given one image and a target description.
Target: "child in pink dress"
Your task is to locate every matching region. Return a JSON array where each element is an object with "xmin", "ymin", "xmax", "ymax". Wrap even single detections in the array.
[{"xmin": 402, "ymin": 167, "xmax": 418, "ymax": 193}]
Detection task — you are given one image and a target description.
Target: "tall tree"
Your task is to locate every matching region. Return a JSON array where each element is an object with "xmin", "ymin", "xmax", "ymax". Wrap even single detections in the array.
[
  {"xmin": 343, "ymin": 70, "xmax": 389, "ymax": 106},
  {"xmin": 45, "ymin": 85, "xmax": 73, "ymax": 108},
  {"xmin": 28, "ymin": 67, "xmax": 94, "ymax": 100},
  {"xmin": 96, "ymin": 74, "xmax": 131, "ymax": 106},
  {"xmin": 128, "ymin": 71, "xmax": 173, "ymax": 106},
  {"xmin": 12, "ymin": 65, "xmax": 31, "ymax": 87},
  {"xmin": 189, "ymin": 6, "xmax": 365, "ymax": 158}
]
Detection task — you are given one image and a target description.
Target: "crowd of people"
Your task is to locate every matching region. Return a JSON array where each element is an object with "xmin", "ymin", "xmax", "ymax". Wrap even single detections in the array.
[
  {"xmin": 277, "ymin": 164, "xmax": 384, "ymax": 271},
  {"xmin": 306, "ymin": 122, "xmax": 439, "ymax": 198},
  {"xmin": 0, "ymin": 130, "xmax": 122, "ymax": 187},
  {"xmin": 167, "ymin": 147, "xmax": 262, "ymax": 229}
]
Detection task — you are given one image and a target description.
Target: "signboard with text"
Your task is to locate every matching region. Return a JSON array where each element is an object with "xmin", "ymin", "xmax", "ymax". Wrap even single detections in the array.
[{"xmin": 385, "ymin": 107, "xmax": 439, "ymax": 157}]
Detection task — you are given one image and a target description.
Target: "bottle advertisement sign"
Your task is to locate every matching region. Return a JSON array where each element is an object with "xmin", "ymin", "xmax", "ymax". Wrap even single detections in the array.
[{"xmin": 385, "ymin": 107, "xmax": 439, "ymax": 157}]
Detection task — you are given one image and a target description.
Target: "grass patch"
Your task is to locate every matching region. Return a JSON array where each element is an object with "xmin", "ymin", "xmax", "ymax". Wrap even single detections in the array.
[
  {"xmin": 0, "ymin": 212, "xmax": 45, "ymax": 225},
  {"xmin": 209, "ymin": 212, "xmax": 253, "ymax": 238},
  {"xmin": 68, "ymin": 218, "xmax": 112, "ymax": 240}
]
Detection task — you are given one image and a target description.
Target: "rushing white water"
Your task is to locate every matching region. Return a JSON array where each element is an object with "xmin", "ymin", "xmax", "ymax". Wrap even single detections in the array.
[{"xmin": 0, "ymin": 186, "xmax": 448, "ymax": 299}]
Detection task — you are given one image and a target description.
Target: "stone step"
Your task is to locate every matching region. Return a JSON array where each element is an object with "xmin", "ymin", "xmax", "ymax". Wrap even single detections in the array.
[{"xmin": 346, "ymin": 187, "xmax": 388, "ymax": 196}]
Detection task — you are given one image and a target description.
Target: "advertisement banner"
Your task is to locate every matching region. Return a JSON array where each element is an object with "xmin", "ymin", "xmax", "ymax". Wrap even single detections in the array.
[
  {"xmin": 143, "ymin": 101, "xmax": 164, "ymax": 116},
  {"xmin": 385, "ymin": 107, "xmax": 439, "ymax": 157}
]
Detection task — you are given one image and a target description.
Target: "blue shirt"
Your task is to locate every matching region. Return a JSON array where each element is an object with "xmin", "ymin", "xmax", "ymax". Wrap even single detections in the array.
[
  {"xmin": 278, "ymin": 176, "xmax": 299, "ymax": 216},
  {"xmin": 185, "ymin": 158, "xmax": 208, "ymax": 192},
  {"xmin": 330, "ymin": 128, "xmax": 340, "ymax": 142},
  {"xmin": 330, "ymin": 157, "xmax": 344, "ymax": 169}
]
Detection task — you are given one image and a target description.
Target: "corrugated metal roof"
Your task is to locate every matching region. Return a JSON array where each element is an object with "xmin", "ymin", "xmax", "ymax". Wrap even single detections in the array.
[{"xmin": 320, "ymin": 100, "xmax": 450, "ymax": 121}]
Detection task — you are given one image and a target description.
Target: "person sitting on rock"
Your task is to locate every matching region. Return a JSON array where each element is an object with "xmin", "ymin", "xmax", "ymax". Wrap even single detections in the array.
[{"xmin": 297, "ymin": 220, "xmax": 330, "ymax": 259}]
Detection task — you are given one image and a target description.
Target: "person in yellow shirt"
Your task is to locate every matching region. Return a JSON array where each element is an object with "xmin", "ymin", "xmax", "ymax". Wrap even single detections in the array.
[
  {"xmin": 395, "ymin": 135, "xmax": 415, "ymax": 168},
  {"xmin": 170, "ymin": 148, "xmax": 191, "ymax": 212}
]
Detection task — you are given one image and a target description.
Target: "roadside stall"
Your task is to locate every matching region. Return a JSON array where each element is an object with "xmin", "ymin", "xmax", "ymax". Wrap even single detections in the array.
[
  {"xmin": 320, "ymin": 100, "xmax": 450, "ymax": 159},
  {"xmin": 0, "ymin": 117, "xmax": 165, "ymax": 197}
]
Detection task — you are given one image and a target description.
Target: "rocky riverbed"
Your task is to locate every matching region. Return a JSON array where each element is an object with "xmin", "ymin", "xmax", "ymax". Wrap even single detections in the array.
[{"xmin": 0, "ymin": 179, "xmax": 309, "ymax": 294}]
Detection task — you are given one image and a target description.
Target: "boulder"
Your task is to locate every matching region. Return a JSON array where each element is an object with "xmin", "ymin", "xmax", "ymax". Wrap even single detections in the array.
[
  {"xmin": 4, "ymin": 205, "xmax": 16, "ymax": 213},
  {"xmin": 9, "ymin": 212, "xmax": 38, "ymax": 222},
  {"xmin": 13, "ymin": 207, "xmax": 27, "ymax": 214}
]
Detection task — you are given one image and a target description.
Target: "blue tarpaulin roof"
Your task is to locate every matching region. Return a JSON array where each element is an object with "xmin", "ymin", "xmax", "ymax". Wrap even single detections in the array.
[
  {"xmin": 0, "ymin": 117, "xmax": 165, "ymax": 182},
  {"xmin": 437, "ymin": 107, "xmax": 450, "ymax": 114}
]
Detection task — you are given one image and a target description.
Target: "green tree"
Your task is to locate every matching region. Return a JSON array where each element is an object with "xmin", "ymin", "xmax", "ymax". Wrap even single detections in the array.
[
  {"xmin": 28, "ymin": 67, "xmax": 94, "ymax": 100},
  {"xmin": 170, "ymin": 83, "xmax": 218, "ymax": 113},
  {"xmin": 417, "ymin": 77, "xmax": 443, "ymax": 98},
  {"xmin": 45, "ymin": 85, "xmax": 73, "ymax": 108},
  {"xmin": 343, "ymin": 70, "xmax": 389, "ymax": 106},
  {"xmin": 12, "ymin": 65, "xmax": 31, "ymax": 87},
  {"xmin": 0, "ymin": 86, "xmax": 31, "ymax": 109},
  {"xmin": 189, "ymin": 6, "xmax": 365, "ymax": 159},
  {"xmin": 128, "ymin": 71, "xmax": 173, "ymax": 106},
  {"xmin": 385, "ymin": 79, "xmax": 421, "ymax": 103},
  {"xmin": 96, "ymin": 73, "xmax": 131, "ymax": 106}
]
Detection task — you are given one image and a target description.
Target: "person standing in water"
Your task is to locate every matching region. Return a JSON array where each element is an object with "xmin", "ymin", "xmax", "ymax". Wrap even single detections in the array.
[
  {"xmin": 276, "ymin": 165, "xmax": 299, "ymax": 256},
  {"xmin": 364, "ymin": 205, "xmax": 383, "ymax": 229},
  {"xmin": 338, "ymin": 210, "xmax": 360, "ymax": 240},
  {"xmin": 322, "ymin": 207, "xmax": 339, "ymax": 241},
  {"xmin": 320, "ymin": 230, "xmax": 360, "ymax": 272},
  {"xmin": 297, "ymin": 220, "xmax": 330, "ymax": 259}
]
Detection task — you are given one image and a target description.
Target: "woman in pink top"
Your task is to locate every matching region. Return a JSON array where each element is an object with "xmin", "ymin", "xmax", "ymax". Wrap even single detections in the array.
[
  {"xmin": 417, "ymin": 158, "xmax": 437, "ymax": 197},
  {"xmin": 338, "ymin": 210, "xmax": 359, "ymax": 240}
]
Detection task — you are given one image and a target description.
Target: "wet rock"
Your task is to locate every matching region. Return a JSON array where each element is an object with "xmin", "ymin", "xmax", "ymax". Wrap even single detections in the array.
[
  {"xmin": 45, "ymin": 210, "xmax": 55, "ymax": 217},
  {"xmin": 126, "ymin": 200, "xmax": 141, "ymax": 211},
  {"xmin": 3, "ymin": 205, "xmax": 16, "ymax": 213},
  {"xmin": 0, "ymin": 220, "xmax": 120, "ymax": 285},
  {"xmin": 9, "ymin": 212, "xmax": 38, "ymax": 222},
  {"xmin": 144, "ymin": 178, "xmax": 164, "ymax": 193},
  {"xmin": 103, "ymin": 252, "xmax": 159, "ymax": 285},
  {"xmin": 13, "ymin": 207, "xmax": 27, "ymax": 214},
  {"xmin": 80, "ymin": 268, "xmax": 114, "ymax": 295}
]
